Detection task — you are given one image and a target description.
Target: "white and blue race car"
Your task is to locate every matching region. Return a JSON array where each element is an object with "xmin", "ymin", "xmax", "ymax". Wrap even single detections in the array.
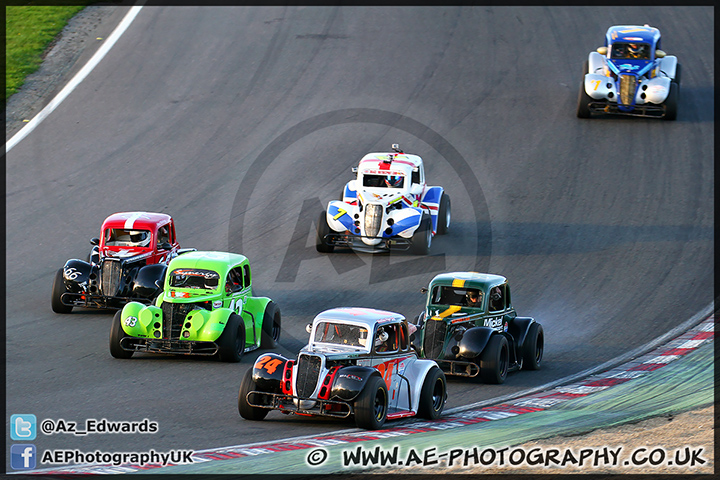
[
  {"xmin": 316, "ymin": 145, "xmax": 450, "ymax": 254},
  {"xmin": 577, "ymin": 25, "xmax": 680, "ymax": 120}
]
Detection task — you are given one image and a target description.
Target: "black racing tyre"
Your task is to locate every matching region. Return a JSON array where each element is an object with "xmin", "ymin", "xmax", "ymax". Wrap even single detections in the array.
[
  {"xmin": 582, "ymin": 59, "xmax": 589, "ymax": 75},
  {"xmin": 673, "ymin": 63, "xmax": 682, "ymax": 85},
  {"xmin": 576, "ymin": 80, "xmax": 593, "ymax": 118},
  {"xmin": 418, "ymin": 366, "xmax": 446, "ymax": 420},
  {"xmin": 437, "ymin": 193, "xmax": 451, "ymax": 235},
  {"xmin": 217, "ymin": 313, "xmax": 246, "ymax": 363},
  {"xmin": 51, "ymin": 268, "xmax": 73, "ymax": 313},
  {"xmin": 238, "ymin": 368, "xmax": 269, "ymax": 421},
  {"xmin": 410, "ymin": 213, "xmax": 432, "ymax": 255},
  {"xmin": 260, "ymin": 301, "xmax": 281, "ymax": 349},
  {"xmin": 354, "ymin": 375, "xmax": 388, "ymax": 429},
  {"xmin": 315, "ymin": 211, "xmax": 334, "ymax": 253},
  {"xmin": 521, "ymin": 322, "xmax": 544, "ymax": 370},
  {"xmin": 478, "ymin": 334, "xmax": 509, "ymax": 384},
  {"xmin": 109, "ymin": 310, "xmax": 133, "ymax": 359},
  {"xmin": 663, "ymin": 82, "xmax": 679, "ymax": 121}
]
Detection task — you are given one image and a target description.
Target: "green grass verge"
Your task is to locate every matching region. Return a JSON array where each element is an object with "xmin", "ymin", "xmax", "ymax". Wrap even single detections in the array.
[{"xmin": 5, "ymin": 4, "xmax": 95, "ymax": 102}]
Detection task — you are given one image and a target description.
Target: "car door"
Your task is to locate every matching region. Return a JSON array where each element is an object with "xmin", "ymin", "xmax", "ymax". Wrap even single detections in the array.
[{"xmin": 368, "ymin": 323, "xmax": 413, "ymax": 412}]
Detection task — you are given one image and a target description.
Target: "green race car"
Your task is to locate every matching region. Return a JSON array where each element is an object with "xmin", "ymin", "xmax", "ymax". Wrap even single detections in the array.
[{"xmin": 109, "ymin": 251, "xmax": 281, "ymax": 362}]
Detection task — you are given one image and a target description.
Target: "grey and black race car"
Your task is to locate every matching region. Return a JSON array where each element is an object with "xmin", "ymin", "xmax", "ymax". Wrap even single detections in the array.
[{"xmin": 238, "ymin": 307, "xmax": 446, "ymax": 429}]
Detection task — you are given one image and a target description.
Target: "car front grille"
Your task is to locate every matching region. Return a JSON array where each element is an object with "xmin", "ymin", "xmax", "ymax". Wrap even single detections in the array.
[
  {"xmin": 423, "ymin": 320, "xmax": 447, "ymax": 359},
  {"xmin": 619, "ymin": 74, "xmax": 637, "ymax": 106},
  {"xmin": 100, "ymin": 259, "xmax": 122, "ymax": 297},
  {"xmin": 161, "ymin": 302, "xmax": 194, "ymax": 340},
  {"xmin": 295, "ymin": 354, "xmax": 322, "ymax": 398},
  {"xmin": 364, "ymin": 204, "xmax": 383, "ymax": 238}
]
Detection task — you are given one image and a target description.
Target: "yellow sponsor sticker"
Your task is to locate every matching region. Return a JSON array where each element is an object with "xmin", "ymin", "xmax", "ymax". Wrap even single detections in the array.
[{"xmin": 430, "ymin": 305, "xmax": 462, "ymax": 320}]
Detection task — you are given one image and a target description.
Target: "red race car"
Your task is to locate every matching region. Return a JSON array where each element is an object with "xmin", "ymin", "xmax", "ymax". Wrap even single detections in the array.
[{"xmin": 51, "ymin": 212, "xmax": 194, "ymax": 313}]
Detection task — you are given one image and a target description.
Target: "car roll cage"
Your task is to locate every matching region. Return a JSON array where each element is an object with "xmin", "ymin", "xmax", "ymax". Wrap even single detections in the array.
[{"xmin": 245, "ymin": 391, "xmax": 353, "ymax": 419}]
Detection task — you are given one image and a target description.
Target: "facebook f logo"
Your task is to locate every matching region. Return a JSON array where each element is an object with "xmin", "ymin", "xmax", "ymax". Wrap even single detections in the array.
[
  {"xmin": 10, "ymin": 414, "xmax": 36, "ymax": 440},
  {"xmin": 11, "ymin": 444, "xmax": 36, "ymax": 470}
]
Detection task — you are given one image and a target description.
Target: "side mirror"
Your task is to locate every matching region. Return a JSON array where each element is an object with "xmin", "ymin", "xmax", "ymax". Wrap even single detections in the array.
[
  {"xmin": 655, "ymin": 49, "xmax": 666, "ymax": 58},
  {"xmin": 597, "ymin": 46, "xmax": 608, "ymax": 55},
  {"xmin": 90, "ymin": 237, "xmax": 100, "ymax": 246},
  {"xmin": 159, "ymin": 242, "xmax": 172, "ymax": 250},
  {"xmin": 351, "ymin": 167, "xmax": 358, "ymax": 173},
  {"xmin": 420, "ymin": 287, "xmax": 428, "ymax": 294},
  {"xmin": 305, "ymin": 324, "xmax": 312, "ymax": 334}
]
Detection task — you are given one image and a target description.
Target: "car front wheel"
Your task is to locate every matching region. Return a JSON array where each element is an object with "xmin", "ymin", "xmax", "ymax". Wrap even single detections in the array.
[
  {"xmin": 437, "ymin": 193, "xmax": 451, "ymax": 235},
  {"xmin": 354, "ymin": 375, "xmax": 388, "ymax": 429},
  {"xmin": 663, "ymin": 82, "xmax": 679, "ymax": 121},
  {"xmin": 260, "ymin": 302, "xmax": 281, "ymax": 348},
  {"xmin": 217, "ymin": 313, "xmax": 246, "ymax": 362},
  {"xmin": 521, "ymin": 322, "xmax": 544, "ymax": 370},
  {"xmin": 410, "ymin": 213, "xmax": 432, "ymax": 255},
  {"xmin": 51, "ymin": 268, "xmax": 73, "ymax": 314},
  {"xmin": 418, "ymin": 366, "xmax": 446, "ymax": 419},
  {"xmin": 316, "ymin": 211, "xmax": 335, "ymax": 253},
  {"xmin": 577, "ymin": 80, "xmax": 593, "ymax": 118},
  {"xmin": 109, "ymin": 310, "xmax": 133, "ymax": 359},
  {"xmin": 478, "ymin": 334, "xmax": 509, "ymax": 384},
  {"xmin": 238, "ymin": 368, "xmax": 269, "ymax": 421}
]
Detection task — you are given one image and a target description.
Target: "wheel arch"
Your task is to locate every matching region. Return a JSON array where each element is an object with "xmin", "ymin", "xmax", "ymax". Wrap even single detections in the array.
[{"xmin": 330, "ymin": 365, "xmax": 383, "ymax": 402}]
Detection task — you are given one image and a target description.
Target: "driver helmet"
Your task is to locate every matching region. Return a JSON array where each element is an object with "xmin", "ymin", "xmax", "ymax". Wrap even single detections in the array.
[
  {"xmin": 628, "ymin": 43, "xmax": 643, "ymax": 58},
  {"xmin": 375, "ymin": 327, "xmax": 389, "ymax": 346},
  {"xmin": 466, "ymin": 290, "xmax": 481, "ymax": 306},
  {"xmin": 384, "ymin": 175, "xmax": 403, "ymax": 187},
  {"xmin": 128, "ymin": 230, "xmax": 149, "ymax": 245},
  {"xmin": 490, "ymin": 287, "xmax": 502, "ymax": 301}
]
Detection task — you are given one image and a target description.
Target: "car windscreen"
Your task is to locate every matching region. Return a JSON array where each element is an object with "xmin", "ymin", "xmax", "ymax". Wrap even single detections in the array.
[
  {"xmin": 430, "ymin": 286, "xmax": 483, "ymax": 308},
  {"xmin": 610, "ymin": 42, "xmax": 650, "ymax": 60},
  {"xmin": 313, "ymin": 322, "xmax": 368, "ymax": 348},
  {"xmin": 362, "ymin": 174, "xmax": 405, "ymax": 189},
  {"xmin": 168, "ymin": 269, "xmax": 220, "ymax": 290},
  {"xmin": 104, "ymin": 228, "xmax": 152, "ymax": 247}
]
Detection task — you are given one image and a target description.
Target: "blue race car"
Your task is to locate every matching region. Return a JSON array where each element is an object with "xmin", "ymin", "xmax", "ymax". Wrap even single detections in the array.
[{"xmin": 577, "ymin": 25, "xmax": 680, "ymax": 120}]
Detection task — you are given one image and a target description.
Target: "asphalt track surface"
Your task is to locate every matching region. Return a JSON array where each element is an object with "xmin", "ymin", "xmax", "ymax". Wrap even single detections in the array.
[{"xmin": 5, "ymin": 6, "xmax": 713, "ymax": 466}]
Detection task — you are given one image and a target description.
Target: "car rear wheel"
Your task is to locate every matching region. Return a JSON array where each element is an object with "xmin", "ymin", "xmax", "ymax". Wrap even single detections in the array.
[
  {"xmin": 410, "ymin": 213, "xmax": 432, "ymax": 255},
  {"xmin": 238, "ymin": 368, "xmax": 269, "ymax": 421},
  {"xmin": 354, "ymin": 375, "xmax": 388, "ymax": 429},
  {"xmin": 260, "ymin": 302, "xmax": 281, "ymax": 348},
  {"xmin": 51, "ymin": 268, "xmax": 73, "ymax": 314},
  {"xmin": 663, "ymin": 82, "xmax": 679, "ymax": 121},
  {"xmin": 315, "ymin": 211, "xmax": 335, "ymax": 253},
  {"xmin": 418, "ymin": 366, "xmax": 446, "ymax": 420},
  {"xmin": 521, "ymin": 322, "xmax": 544, "ymax": 370},
  {"xmin": 109, "ymin": 310, "xmax": 133, "ymax": 359},
  {"xmin": 478, "ymin": 334, "xmax": 509, "ymax": 384},
  {"xmin": 218, "ymin": 313, "xmax": 246, "ymax": 362},
  {"xmin": 437, "ymin": 193, "xmax": 451, "ymax": 235}
]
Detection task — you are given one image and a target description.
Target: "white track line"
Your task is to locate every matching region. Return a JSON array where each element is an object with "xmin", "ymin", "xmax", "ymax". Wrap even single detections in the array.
[{"xmin": 5, "ymin": 5, "xmax": 144, "ymax": 153}]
